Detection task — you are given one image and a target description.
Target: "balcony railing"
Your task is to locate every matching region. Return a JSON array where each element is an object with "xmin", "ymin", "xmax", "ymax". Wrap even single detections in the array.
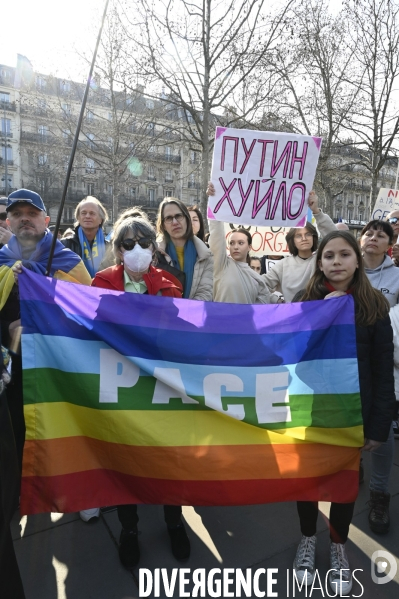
[
  {"xmin": 0, "ymin": 131, "xmax": 13, "ymax": 139},
  {"xmin": 188, "ymin": 181, "xmax": 200, "ymax": 189},
  {"xmin": 0, "ymin": 187, "xmax": 16, "ymax": 195},
  {"xmin": 21, "ymin": 131, "xmax": 55, "ymax": 144},
  {"xmin": 0, "ymin": 101, "xmax": 16, "ymax": 112},
  {"xmin": 0, "ymin": 159, "xmax": 14, "ymax": 166}
]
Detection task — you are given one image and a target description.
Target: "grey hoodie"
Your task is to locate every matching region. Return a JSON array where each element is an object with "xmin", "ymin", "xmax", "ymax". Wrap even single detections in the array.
[{"xmin": 365, "ymin": 254, "xmax": 399, "ymax": 307}]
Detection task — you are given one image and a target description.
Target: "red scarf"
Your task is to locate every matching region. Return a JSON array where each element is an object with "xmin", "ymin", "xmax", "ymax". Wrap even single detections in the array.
[{"xmin": 324, "ymin": 280, "xmax": 353, "ymax": 295}]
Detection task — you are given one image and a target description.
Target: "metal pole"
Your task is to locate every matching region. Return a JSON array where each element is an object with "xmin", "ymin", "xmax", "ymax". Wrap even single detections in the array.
[{"xmin": 45, "ymin": 0, "xmax": 110, "ymax": 275}]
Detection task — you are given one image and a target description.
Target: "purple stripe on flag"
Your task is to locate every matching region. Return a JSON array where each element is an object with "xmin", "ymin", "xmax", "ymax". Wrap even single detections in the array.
[{"xmin": 19, "ymin": 268, "xmax": 355, "ymax": 336}]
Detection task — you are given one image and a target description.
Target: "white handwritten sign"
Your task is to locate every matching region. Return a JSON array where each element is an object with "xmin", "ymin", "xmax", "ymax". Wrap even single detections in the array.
[
  {"xmin": 209, "ymin": 127, "xmax": 322, "ymax": 227},
  {"xmin": 223, "ymin": 223, "xmax": 289, "ymax": 256},
  {"xmin": 371, "ymin": 188, "xmax": 399, "ymax": 220}
]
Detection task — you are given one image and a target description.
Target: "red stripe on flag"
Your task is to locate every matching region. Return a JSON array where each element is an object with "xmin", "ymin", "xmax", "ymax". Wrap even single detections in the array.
[{"xmin": 21, "ymin": 468, "xmax": 359, "ymax": 515}]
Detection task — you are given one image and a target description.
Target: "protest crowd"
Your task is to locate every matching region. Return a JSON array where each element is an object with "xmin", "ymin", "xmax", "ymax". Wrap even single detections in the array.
[{"xmin": 0, "ymin": 172, "xmax": 398, "ymax": 598}]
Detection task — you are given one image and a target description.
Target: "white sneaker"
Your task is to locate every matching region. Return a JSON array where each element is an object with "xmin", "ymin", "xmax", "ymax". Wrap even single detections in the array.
[
  {"xmin": 293, "ymin": 535, "xmax": 317, "ymax": 586},
  {"xmin": 328, "ymin": 542, "xmax": 352, "ymax": 596},
  {"xmin": 79, "ymin": 508, "xmax": 100, "ymax": 522}
]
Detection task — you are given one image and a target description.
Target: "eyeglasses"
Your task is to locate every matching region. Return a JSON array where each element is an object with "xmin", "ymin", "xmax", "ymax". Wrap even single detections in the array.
[
  {"xmin": 0, "ymin": 213, "xmax": 7, "ymax": 221},
  {"xmin": 163, "ymin": 213, "xmax": 185, "ymax": 224},
  {"xmin": 120, "ymin": 238, "xmax": 152, "ymax": 251},
  {"xmin": 388, "ymin": 217, "xmax": 399, "ymax": 225},
  {"xmin": 294, "ymin": 232, "xmax": 313, "ymax": 240}
]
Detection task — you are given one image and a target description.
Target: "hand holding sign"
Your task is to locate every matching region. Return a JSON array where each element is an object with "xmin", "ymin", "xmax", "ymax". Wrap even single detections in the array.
[{"xmin": 208, "ymin": 127, "xmax": 322, "ymax": 228}]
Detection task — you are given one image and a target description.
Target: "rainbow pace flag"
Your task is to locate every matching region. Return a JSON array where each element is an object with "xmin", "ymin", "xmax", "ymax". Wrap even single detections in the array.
[{"xmin": 19, "ymin": 269, "xmax": 363, "ymax": 515}]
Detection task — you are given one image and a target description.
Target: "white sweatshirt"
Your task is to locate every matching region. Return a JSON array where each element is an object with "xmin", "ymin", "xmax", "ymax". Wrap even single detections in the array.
[
  {"xmin": 262, "ymin": 211, "xmax": 337, "ymax": 302},
  {"xmin": 209, "ymin": 220, "xmax": 271, "ymax": 304}
]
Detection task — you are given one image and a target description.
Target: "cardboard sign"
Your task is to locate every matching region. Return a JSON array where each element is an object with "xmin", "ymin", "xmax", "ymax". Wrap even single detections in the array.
[
  {"xmin": 209, "ymin": 127, "xmax": 322, "ymax": 227},
  {"xmin": 371, "ymin": 188, "xmax": 399, "ymax": 220},
  {"xmin": 223, "ymin": 223, "xmax": 289, "ymax": 256}
]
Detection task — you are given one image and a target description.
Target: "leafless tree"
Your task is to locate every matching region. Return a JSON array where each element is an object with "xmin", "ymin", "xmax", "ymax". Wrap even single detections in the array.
[
  {"xmin": 341, "ymin": 0, "xmax": 399, "ymax": 216},
  {"xmin": 115, "ymin": 0, "xmax": 297, "ymax": 215}
]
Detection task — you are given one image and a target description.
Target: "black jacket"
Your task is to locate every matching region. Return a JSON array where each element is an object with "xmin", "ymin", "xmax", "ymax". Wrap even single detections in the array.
[
  {"xmin": 61, "ymin": 226, "xmax": 111, "ymax": 270},
  {"xmin": 293, "ymin": 291, "xmax": 395, "ymax": 442}
]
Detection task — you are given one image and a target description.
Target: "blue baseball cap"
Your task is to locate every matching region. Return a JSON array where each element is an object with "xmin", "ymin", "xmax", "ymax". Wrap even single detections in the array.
[{"xmin": 7, "ymin": 189, "xmax": 46, "ymax": 212}]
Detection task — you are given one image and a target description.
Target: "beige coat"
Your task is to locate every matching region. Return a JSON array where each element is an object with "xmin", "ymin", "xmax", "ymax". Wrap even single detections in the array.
[{"xmin": 157, "ymin": 236, "xmax": 213, "ymax": 301}]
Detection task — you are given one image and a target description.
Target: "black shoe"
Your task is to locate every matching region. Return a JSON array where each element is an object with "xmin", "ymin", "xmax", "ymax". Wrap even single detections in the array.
[
  {"xmin": 368, "ymin": 490, "xmax": 390, "ymax": 534},
  {"xmin": 359, "ymin": 458, "xmax": 364, "ymax": 485},
  {"xmin": 119, "ymin": 528, "xmax": 140, "ymax": 568},
  {"xmin": 167, "ymin": 521, "xmax": 191, "ymax": 561}
]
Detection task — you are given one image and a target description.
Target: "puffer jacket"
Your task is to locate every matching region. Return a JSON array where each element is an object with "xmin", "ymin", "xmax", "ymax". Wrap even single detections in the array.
[
  {"xmin": 157, "ymin": 236, "xmax": 213, "ymax": 301},
  {"xmin": 91, "ymin": 264, "xmax": 183, "ymax": 297},
  {"xmin": 293, "ymin": 291, "xmax": 395, "ymax": 442}
]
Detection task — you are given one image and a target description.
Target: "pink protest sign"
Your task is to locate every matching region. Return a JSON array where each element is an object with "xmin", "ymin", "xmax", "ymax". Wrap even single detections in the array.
[{"xmin": 209, "ymin": 127, "xmax": 322, "ymax": 227}]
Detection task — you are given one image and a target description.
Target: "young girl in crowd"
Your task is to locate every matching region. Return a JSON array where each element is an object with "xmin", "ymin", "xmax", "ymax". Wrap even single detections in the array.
[
  {"xmin": 359, "ymin": 219, "xmax": 399, "ymax": 534},
  {"xmin": 293, "ymin": 230, "xmax": 395, "ymax": 595}
]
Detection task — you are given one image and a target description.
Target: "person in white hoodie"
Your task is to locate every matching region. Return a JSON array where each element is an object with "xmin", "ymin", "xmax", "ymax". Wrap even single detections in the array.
[
  {"xmin": 261, "ymin": 192, "xmax": 336, "ymax": 302},
  {"xmin": 359, "ymin": 219, "xmax": 399, "ymax": 535},
  {"xmin": 361, "ymin": 219, "xmax": 399, "ymax": 306}
]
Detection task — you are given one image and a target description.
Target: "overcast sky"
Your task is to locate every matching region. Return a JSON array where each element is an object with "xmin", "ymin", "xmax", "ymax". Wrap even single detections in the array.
[
  {"xmin": 1, "ymin": 0, "xmax": 344, "ymax": 82},
  {"xmin": 1, "ymin": 0, "xmax": 102, "ymax": 80}
]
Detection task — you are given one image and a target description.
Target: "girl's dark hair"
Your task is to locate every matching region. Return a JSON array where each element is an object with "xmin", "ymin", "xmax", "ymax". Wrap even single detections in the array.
[
  {"xmin": 301, "ymin": 231, "xmax": 389, "ymax": 326},
  {"xmin": 156, "ymin": 197, "xmax": 193, "ymax": 242},
  {"xmin": 360, "ymin": 220, "xmax": 394, "ymax": 245},
  {"xmin": 229, "ymin": 228, "xmax": 252, "ymax": 265},
  {"xmin": 286, "ymin": 222, "xmax": 318, "ymax": 256},
  {"xmin": 187, "ymin": 205, "xmax": 205, "ymax": 242}
]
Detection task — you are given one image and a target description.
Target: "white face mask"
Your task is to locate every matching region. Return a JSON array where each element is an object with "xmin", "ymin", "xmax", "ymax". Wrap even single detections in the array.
[{"xmin": 123, "ymin": 244, "xmax": 153, "ymax": 272}]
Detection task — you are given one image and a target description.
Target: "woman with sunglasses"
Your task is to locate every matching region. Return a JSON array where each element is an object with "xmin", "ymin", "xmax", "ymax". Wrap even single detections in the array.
[
  {"xmin": 91, "ymin": 214, "xmax": 183, "ymax": 297},
  {"xmin": 91, "ymin": 214, "xmax": 190, "ymax": 569},
  {"xmin": 156, "ymin": 198, "xmax": 213, "ymax": 300}
]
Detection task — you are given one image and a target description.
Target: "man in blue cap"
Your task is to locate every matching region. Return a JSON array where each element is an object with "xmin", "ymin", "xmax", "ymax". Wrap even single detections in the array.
[{"xmin": 0, "ymin": 189, "xmax": 91, "ymax": 476}]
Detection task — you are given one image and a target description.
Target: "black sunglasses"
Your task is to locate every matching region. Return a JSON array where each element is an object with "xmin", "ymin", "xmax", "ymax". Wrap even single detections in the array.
[
  {"xmin": 120, "ymin": 238, "xmax": 153, "ymax": 251},
  {"xmin": 388, "ymin": 217, "xmax": 399, "ymax": 225},
  {"xmin": 0, "ymin": 213, "xmax": 7, "ymax": 221}
]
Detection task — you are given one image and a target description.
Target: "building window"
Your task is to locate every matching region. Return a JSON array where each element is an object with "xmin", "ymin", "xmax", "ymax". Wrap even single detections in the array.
[
  {"xmin": 347, "ymin": 210, "xmax": 352, "ymax": 220},
  {"xmin": 146, "ymin": 99, "xmax": 154, "ymax": 109},
  {"xmin": 165, "ymin": 189, "xmax": 174, "ymax": 197},
  {"xmin": 60, "ymin": 80, "xmax": 70, "ymax": 93},
  {"xmin": 38, "ymin": 125, "xmax": 48, "ymax": 137},
  {"xmin": 190, "ymin": 151, "xmax": 198, "ymax": 164},
  {"xmin": 37, "ymin": 99, "xmax": 47, "ymax": 113},
  {"xmin": 148, "ymin": 165, "xmax": 155, "ymax": 181},
  {"xmin": 165, "ymin": 146, "xmax": 171, "ymax": 157},
  {"xmin": 86, "ymin": 159, "xmax": 95, "ymax": 174},
  {"xmin": 38, "ymin": 154, "xmax": 47, "ymax": 166},
  {"xmin": 62, "ymin": 103, "xmax": 71, "ymax": 116},
  {"xmin": 1, "ymin": 173, "xmax": 13, "ymax": 192},
  {"xmin": 165, "ymin": 168, "xmax": 173, "ymax": 183},
  {"xmin": 1, "ymin": 118, "xmax": 11, "ymax": 135},
  {"xmin": 0, "ymin": 92, "xmax": 10, "ymax": 104},
  {"xmin": 359, "ymin": 213, "xmax": 363, "ymax": 221},
  {"xmin": 107, "ymin": 184, "xmax": 113, "ymax": 195},
  {"xmin": 62, "ymin": 129, "xmax": 71, "ymax": 139},
  {"xmin": 87, "ymin": 133, "xmax": 95, "ymax": 149},
  {"xmin": 148, "ymin": 188, "xmax": 155, "ymax": 205},
  {"xmin": 87, "ymin": 183, "xmax": 95, "ymax": 195},
  {"xmin": 108, "ymin": 112, "xmax": 113, "ymax": 121},
  {"xmin": 1, "ymin": 146, "xmax": 13, "ymax": 162},
  {"xmin": 36, "ymin": 76, "xmax": 46, "ymax": 89},
  {"xmin": 129, "ymin": 187, "xmax": 136, "ymax": 199},
  {"xmin": 86, "ymin": 109, "xmax": 94, "ymax": 122},
  {"xmin": 147, "ymin": 122, "xmax": 155, "ymax": 136}
]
